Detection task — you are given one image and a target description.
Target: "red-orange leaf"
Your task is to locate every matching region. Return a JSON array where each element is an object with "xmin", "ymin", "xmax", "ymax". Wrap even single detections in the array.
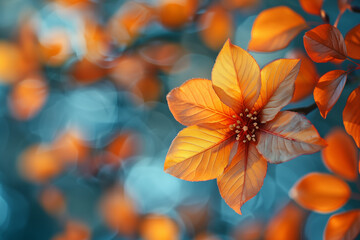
[
  {"xmin": 265, "ymin": 203, "xmax": 307, "ymax": 240},
  {"xmin": 290, "ymin": 173, "xmax": 351, "ymax": 213},
  {"xmin": 248, "ymin": 6, "xmax": 308, "ymax": 52},
  {"xmin": 343, "ymin": 86, "xmax": 360, "ymax": 148},
  {"xmin": 299, "ymin": 0, "xmax": 323, "ymax": 15},
  {"xmin": 345, "ymin": 24, "xmax": 360, "ymax": 59},
  {"xmin": 167, "ymin": 79, "xmax": 236, "ymax": 129},
  {"xmin": 322, "ymin": 129, "xmax": 358, "ymax": 181},
  {"xmin": 324, "ymin": 209, "xmax": 360, "ymax": 240},
  {"xmin": 287, "ymin": 50, "xmax": 319, "ymax": 102},
  {"xmin": 165, "ymin": 126, "xmax": 234, "ymax": 181},
  {"xmin": 217, "ymin": 143, "xmax": 267, "ymax": 214},
  {"xmin": 314, "ymin": 70, "xmax": 347, "ymax": 119},
  {"xmin": 338, "ymin": 0, "xmax": 350, "ymax": 12},
  {"xmin": 304, "ymin": 24, "xmax": 347, "ymax": 63}
]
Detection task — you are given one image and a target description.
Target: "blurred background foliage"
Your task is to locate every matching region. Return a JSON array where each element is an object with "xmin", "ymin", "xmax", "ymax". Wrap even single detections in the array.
[{"xmin": 0, "ymin": 0, "xmax": 359, "ymax": 239}]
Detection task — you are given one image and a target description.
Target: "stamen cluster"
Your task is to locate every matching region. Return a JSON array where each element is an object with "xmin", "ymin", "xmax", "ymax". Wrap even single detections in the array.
[{"xmin": 229, "ymin": 108, "xmax": 260, "ymax": 143}]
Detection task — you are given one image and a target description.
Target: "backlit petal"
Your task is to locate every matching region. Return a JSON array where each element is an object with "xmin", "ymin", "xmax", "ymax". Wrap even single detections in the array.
[
  {"xmin": 217, "ymin": 143, "xmax": 267, "ymax": 214},
  {"xmin": 257, "ymin": 111, "xmax": 326, "ymax": 164},
  {"xmin": 212, "ymin": 40, "xmax": 261, "ymax": 113},
  {"xmin": 254, "ymin": 59, "xmax": 300, "ymax": 123},
  {"xmin": 165, "ymin": 126, "xmax": 234, "ymax": 181},
  {"xmin": 167, "ymin": 78, "xmax": 236, "ymax": 129}
]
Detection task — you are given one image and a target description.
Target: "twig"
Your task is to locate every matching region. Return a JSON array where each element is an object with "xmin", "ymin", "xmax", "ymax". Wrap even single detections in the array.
[{"xmin": 289, "ymin": 103, "xmax": 317, "ymax": 115}]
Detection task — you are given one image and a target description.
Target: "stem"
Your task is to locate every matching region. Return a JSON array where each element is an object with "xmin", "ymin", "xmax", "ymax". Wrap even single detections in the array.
[
  {"xmin": 347, "ymin": 58, "xmax": 360, "ymax": 67},
  {"xmin": 289, "ymin": 103, "xmax": 317, "ymax": 115},
  {"xmin": 334, "ymin": 9, "xmax": 346, "ymax": 27}
]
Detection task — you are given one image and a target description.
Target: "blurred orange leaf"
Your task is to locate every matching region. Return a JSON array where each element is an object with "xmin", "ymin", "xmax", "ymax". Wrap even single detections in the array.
[
  {"xmin": 322, "ymin": 128, "xmax": 358, "ymax": 181},
  {"xmin": 304, "ymin": 24, "xmax": 347, "ymax": 63},
  {"xmin": 9, "ymin": 74, "xmax": 48, "ymax": 120},
  {"xmin": 131, "ymin": 75, "xmax": 162, "ymax": 105},
  {"xmin": 314, "ymin": 70, "xmax": 347, "ymax": 118},
  {"xmin": 157, "ymin": 0, "xmax": 198, "ymax": 29},
  {"xmin": 265, "ymin": 202, "xmax": 307, "ymax": 240},
  {"xmin": 105, "ymin": 131, "xmax": 139, "ymax": 165},
  {"xmin": 39, "ymin": 186, "xmax": 66, "ymax": 216},
  {"xmin": 299, "ymin": 0, "xmax": 323, "ymax": 15},
  {"xmin": 52, "ymin": 220, "xmax": 91, "ymax": 240},
  {"xmin": 108, "ymin": 2, "xmax": 153, "ymax": 46},
  {"xmin": 0, "ymin": 42, "xmax": 27, "ymax": 84},
  {"xmin": 324, "ymin": 209, "xmax": 360, "ymax": 240},
  {"xmin": 345, "ymin": 24, "xmax": 360, "ymax": 60},
  {"xmin": 220, "ymin": 0, "xmax": 259, "ymax": 9},
  {"xmin": 290, "ymin": 173, "xmax": 351, "ymax": 213},
  {"xmin": 233, "ymin": 221, "xmax": 264, "ymax": 240},
  {"xmin": 198, "ymin": 5, "xmax": 233, "ymax": 50},
  {"xmin": 338, "ymin": 0, "xmax": 350, "ymax": 12},
  {"xmin": 71, "ymin": 58, "xmax": 107, "ymax": 84},
  {"xmin": 140, "ymin": 214, "xmax": 179, "ymax": 240},
  {"xmin": 19, "ymin": 144, "xmax": 63, "ymax": 184},
  {"xmin": 248, "ymin": 6, "xmax": 308, "ymax": 52},
  {"xmin": 343, "ymin": 86, "xmax": 360, "ymax": 148},
  {"xmin": 100, "ymin": 186, "xmax": 139, "ymax": 236},
  {"xmin": 287, "ymin": 50, "xmax": 319, "ymax": 102}
]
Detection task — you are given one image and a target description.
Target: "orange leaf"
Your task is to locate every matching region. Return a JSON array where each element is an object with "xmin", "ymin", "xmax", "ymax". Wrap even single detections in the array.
[
  {"xmin": 0, "ymin": 42, "xmax": 27, "ymax": 84},
  {"xmin": 324, "ymin": 209, "xmax": 360, "ymax": 240},
  {"xmin": 338, "ymin": 0, "xmax": 350, "ymax": 12},
  {"xmin": 217, "ymin": 143, "xmax": 267, "ymax": 214},
  {"xmin": 345, "ymin": 24, "xmax": 360, "ymax": 59},
  {"xmin": 314, "ymin": 70, "xmax": 347, "ymax": 118},
  {"xmin": 18, "ymin": 144, "xmax": 63, "ymax": 183},
  {"xmin": 264, "ymin": 202, "xmax": 307, "ymax": 240},
  {"xmin": 287, "ymin": 50, "xmax": 319, "ymax": 102},
  {"xmin": 52, "ymin": 220, "xmax": 91, "ymax": 240},
  {"xmin": 39, "ymin": 187, "xmax": 66, "ymax": 216},
  {"xmin": 343, "ymin": 86, "xmax": 360, "ymax": 148},
  {"xmin": 198, "ymin": 5, "xmax": 233, "ymax": 50},
  {"xmin": 71, "ymin": 58, "xmax": 107, "ymax": 84},
  {"xmin": 304, "ymin": 24, "xmax": 347, "ymax": 63},
  {"xmin": 299, "ymin": 0, "xmax": 324, "ymax": 15},
  {"xmin": 9, "ymin": 74, "xmax": 48, "ymax": 120},
  {"xmin": 322, "ymin": 128, "xmax": 358, "ymax": 181},
  {"xmin": 248, "ymin": 6, "xmax": 308, "ymax": 52},
  {"xmin": 254, "ymin": 59, "xmax": 301, "ymax": 123},
  {"xmin": 212, "ymin": 39, "xmax": 261, "ymax": 113},
  {"xmin": 167, "ymin": 79, "xmax": 236, "ymax": 129},
  {"xmin": 140, "ymin": 214, "xmax": 179, "ymax": 240},
  {"xmin": 220, "ymin": 0, "xmax": 259, "ymax": 9},
  {"xmin": 106, "ymin": 131, "xmax": 139, "ymax": 164},
  {"xmin": 257, "ymin": 111, "xmax": 326, "ymax": 163},
  {"xmin": 290, "ymin": 173, "xmax": 351, "ymax": 213},
  {"xmin": 165, "ymin": 126, "xmax": 234, "ymax": 181}
]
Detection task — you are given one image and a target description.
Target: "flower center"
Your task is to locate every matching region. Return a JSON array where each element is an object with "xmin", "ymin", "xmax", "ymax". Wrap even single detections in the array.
[{"xmin": 229, "ymin": 108, "xmax": 260, "ymax": 143}]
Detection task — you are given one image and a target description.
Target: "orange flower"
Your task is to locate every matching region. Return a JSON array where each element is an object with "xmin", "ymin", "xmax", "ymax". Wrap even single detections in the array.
[{"xmin": 165, "ymin": 40, "xmax": 326, "ymax": 214}]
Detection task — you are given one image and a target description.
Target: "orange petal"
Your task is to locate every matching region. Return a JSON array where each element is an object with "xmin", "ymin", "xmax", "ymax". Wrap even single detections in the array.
[
  {"xmin": 290, "ymin": 173, "xmax": 351, "ymax": 213},
  {"xmin": 324, "ymin": 209, "xmax": 360, "ymax": 240},
  {"xmin": 254, "ymin": 59, "xmax": 301, "ymax": 123},
  {"xmin": 9, "ymin": 74, "xmax": 48, "ymax": 120},
  {"xmin": 345, "ymin": 24, "xmax": 360, "ymax": 59},
  {"xmin": 314, "ymin": 70, "xmax": 347, "ymax": 119},
  {"xmin": 304, "ymin": 24, "xmax": 347, "ymax": 63},
  {"xmin": 167, "ymin": 79, "xmax": 236, "ymax": 129},
  {"xmin": 140, "ymin": 214, "xmax": 179, "ymax": 240},
  {"xmin": 165, "ymin": 126, "xmax": 234, "ymax": 181},
  {"xmin": 264, "ymin": 202, "xmax": 307, "ymax": 240},
  {"xmin": 198, "ymin": 5, "xmax": 233, "ymax": 50},
  {"xmin": 287, "ymin": 50, "xmax": 319, "ymax": 102},
  {"xmin": 212, "ymin": 40, "xmax": 261, "ymax": 113},
  {"xmin": 257, "ymin": 111, "xmax": 326, "ymax": 163},
  {"xmin": 343, "ymin": 86, "xmax": 360, "ymax": 148},
  {"xmin": 299, "ymin": 0, "xmax": 323, "ymax": 15},
  {"xmin": 322, "ymin": 128, "xmax": 358, "ymax": 181},
  {"xmin": 248, "ymin": 6, "xmax": 308, "ymax": 52},
  {"xmin": 217, "ymin": 143, "xmax": 267, "ymax": 214}
]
